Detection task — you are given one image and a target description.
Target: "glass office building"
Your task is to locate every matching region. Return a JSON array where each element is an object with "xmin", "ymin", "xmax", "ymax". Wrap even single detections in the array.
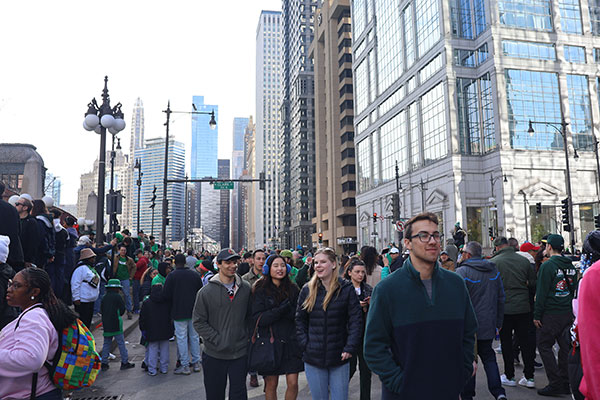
[{"xmin": 353, "ymin": 0, "xmax": 600, "ymax": 249}]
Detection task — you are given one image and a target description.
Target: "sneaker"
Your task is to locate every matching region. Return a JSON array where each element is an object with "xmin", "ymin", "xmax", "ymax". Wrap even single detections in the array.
[
  {"xmin": 169, "ymin": 336, "xmax": 176, "ymax": 342},
  {"xmin": 127, "ymin": 311, "xmax": 133, "ymax": 320},
  {"xmin": 148, "ymin": 370, "xmax": 157, "ymax": 376},
  {"xmin": 496, "ymin": 395, "xmax": 507, "ymax": 400},
  {"xmin": 174, "ymin": 365, "xmax": 191, "ymax": 375},
  {"xmin": 249, "ymin": 374, "xmax": 259, "ymax": 387},
  {"xmin": 495, "ymin": 345, "xmax": 502, "ymax": 354},
  {"xmin": 501, "ymin": 375, "xmax": 516, "ymax": 387},
  {"xmin": 534, "ymin": 360, "xmax": 543, "ymax": 369},
  {"xmin": 107, "ymin": 353, "xmax": 116, "ymax": 360},
  {"xmin": 101, "ymin": 363, "xmax": 109, "ymax": 371},
  {"xmin": 192, "ymin": 362, "xmax": 201, "ymax": 373},
  {"xmin": 537, "ymin": 385, "xmax": 566, "ymax": 396},
  {"xmin": 160, "ymin": 369, "xmax": 168, "ymax": 374},
  {"xmin": 120, "ymin": 362, "xmax": 135, "ymax": 370},
  {"xmin": 141, "ymin": 361, "xmax": 148, "ymax": 371},
  {"xmin": 518, "ymin": 376, "xmax": 535, "ymax": 388}
]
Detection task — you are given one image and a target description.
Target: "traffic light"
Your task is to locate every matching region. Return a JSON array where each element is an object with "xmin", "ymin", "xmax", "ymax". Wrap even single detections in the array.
[
  {"xmin": 595, "ymin": 214, "xmax": 600, "ymax": 230},
  {"xmin": 488, "ymin": 227, "xmax": 494, "ymax": 238},
  {"xmin": 149, "ymin": 185, "xmax": 157, "ymax": 209},
  {"xmin": 561, "ymin": 197, "xmax": 571, "ymax": 232},
  {"xmin": 373, "ymin": 213, "xmax": 378, "ymax": 223},
  {"xmin": 318, "ymin": 232, "xmax": 323, "ymax": 243},
  {"xmin": 536, "ymin": 202, "xmax": 542, "ymax": 214},
  {"xmin": 259, "ymin": 172, "xmax": 266, "ymax": 191},
  {"xmin": 392, "ymin": 193, "xmax": 400, "ymax": 220}
]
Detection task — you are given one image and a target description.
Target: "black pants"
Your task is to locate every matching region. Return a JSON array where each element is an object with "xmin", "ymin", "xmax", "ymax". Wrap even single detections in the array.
[
  {"xmin": 74, "ymin": 301, "xmax": 95, "ymax": 330},
  {"xmin": 538, "ymin": 313, "xmax": 572, "ymax": 389},
  {"xmin": 36, "ymin": 389, "xmax": 63, "ymax": 400},
  {"xmin": 568, "ymin": 346, "xmax": 584, "ymax": 400},
  {"xmin": 500, "ymin": 313, "xmax": 535, "ymax": 379},
  {"xmin": 202, "ymin": 353, "xmax": 248, "ymax": 400},
  {"xmin": 349, "ymin": 342, "xmax": 372, "ymax": 400}
]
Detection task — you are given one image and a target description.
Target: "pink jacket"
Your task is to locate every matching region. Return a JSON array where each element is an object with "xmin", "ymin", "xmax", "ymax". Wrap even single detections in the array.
[
  {"xmin": 579, "ymin": 261, "xmax": 600, "ymax": 399},
  {"xmin": 0, "ymin": 304, "xmax": 58, "ymax": 399}
]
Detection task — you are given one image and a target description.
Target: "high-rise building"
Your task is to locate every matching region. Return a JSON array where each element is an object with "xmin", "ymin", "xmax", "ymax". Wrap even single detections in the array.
[
  {"xmin": 256, "ymin": 10, "xmax": 283, "ymax": 249},
  {"xmin": 137, "ymin": 137, "xmax": 185, "ymax": 244},
  {"xmin": 218, "ymin": 159, "xmax": 231, "ymax": 248},
  {"xmin": 280, "ymin": 1, "xmax": 316, "ymax": 249},
  {"xmin": 352, "ymin": 0, "xmax": 600, "ymax": 251},
  {"xmin": 244, "ymin": 120, "xmax": 257, "ymax": 249},
  {"xmin": 125, "ymin": 98, "xmax": 145, "ymax": 231},
  {"xmin": 310, "ymin": 0, "xmax": 357, "ymax": 254},
  {"xmin": 44, "ymin": 173, "xmax": 61, "ymax": 206},
  {"xmin": 231, "ymin": 117, "xmax": 249, "ymax": 250}
]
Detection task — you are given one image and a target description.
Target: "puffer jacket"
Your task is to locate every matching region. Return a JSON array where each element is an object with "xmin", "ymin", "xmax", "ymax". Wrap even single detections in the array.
[
  {"xmin": 139, "ymin": 284, "xmax": 174, "ymax": 342},
  {"xmin": 295, "ymin": 277, "xmax": 362, "ymax": 368}
]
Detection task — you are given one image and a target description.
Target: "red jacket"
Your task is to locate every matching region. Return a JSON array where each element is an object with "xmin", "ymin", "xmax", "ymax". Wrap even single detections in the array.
[
  {"xmin": 134, "ymin": 256, "xmax": 149, "ymax": 281},
  {"xmin": 579, "ymin": 260, "xmax": 600, "ymax": 399}
]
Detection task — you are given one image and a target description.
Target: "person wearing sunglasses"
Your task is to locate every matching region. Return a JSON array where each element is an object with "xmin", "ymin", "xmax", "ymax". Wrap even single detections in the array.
[
  {"xmin": 364, "ymin": 212, "xmax": 478, "ymax": 399},
  {"xmin": 15, "ymin": 197, "xmax": 38, "ymax": 269}
]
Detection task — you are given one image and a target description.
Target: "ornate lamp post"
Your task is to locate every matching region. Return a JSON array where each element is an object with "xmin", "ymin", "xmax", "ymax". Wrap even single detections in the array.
[{"xmin": 83, "ymin": 76, "xmax": 126, "ymax": 245}]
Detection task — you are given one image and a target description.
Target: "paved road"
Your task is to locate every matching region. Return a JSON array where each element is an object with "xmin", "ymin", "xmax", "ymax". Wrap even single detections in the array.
[{"xmin": 72, "ymin": 327, "xmax": 552, "ymax": 400}]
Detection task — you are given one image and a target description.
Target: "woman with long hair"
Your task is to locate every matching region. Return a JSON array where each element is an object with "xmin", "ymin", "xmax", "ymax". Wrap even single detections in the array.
[
  {"xmin": 295, "ymin": 248, "xmax": 362, "ymax": 400},
  {"xmin": 343, "ymin": 258, "xmax": 373, "ymax": 400},
  {"xmin": 252, "ymin": 255, "xmax": 303, "ymax": 399},
  {"xmin": 360, "ymin": 246, "xmax": 382, "ymax": 287},
  {"xmin": 0, "ymin": 267, "xmax": 78, "ymax": 399}
]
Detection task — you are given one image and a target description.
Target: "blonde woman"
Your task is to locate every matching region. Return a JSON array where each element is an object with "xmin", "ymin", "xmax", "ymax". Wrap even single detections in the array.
[{"xmin": 295, "ymin": 248, "xmax": 362, "ymax": 400}]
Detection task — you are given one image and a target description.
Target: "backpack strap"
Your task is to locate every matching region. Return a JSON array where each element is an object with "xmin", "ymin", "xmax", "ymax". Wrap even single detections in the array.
[{"xmin": 14, "ymin": 304, "xmax": 44, "ymax": 331}]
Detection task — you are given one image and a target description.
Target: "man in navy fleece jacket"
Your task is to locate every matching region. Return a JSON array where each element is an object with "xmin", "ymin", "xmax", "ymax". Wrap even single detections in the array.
[{"xmin": 364, "ymin": 212, "xmax": 478, "ymax": 399}]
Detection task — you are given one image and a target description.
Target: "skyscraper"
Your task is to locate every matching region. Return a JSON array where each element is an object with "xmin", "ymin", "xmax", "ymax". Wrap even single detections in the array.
[
  {"xmin": 231, "ymin": 117, "xmax": 250, "ymax": 250},
  {"xmin": 256, "ymin": 10, "xmax": 283, "ymax": 249},
  {"xmin": 352, "ymin": 0, "xmax": 600, "ymax": 250},
  {"xmin": 137, "ymin": 137, "xmax": 185, "ymax": 244},
  {"xmin": 44, "ymin": 173, "xmax": 61, "ymax": 206},
  {"xmin": 244, "ymin": 119, "xmax": 257, "ymax": 249},
  {"xmin": 124, "ymin": 97, "xmax": 144, "ymax": 232},
  {"xmin": 218, "ymin": 159, "xmax": 231, "ymax": 248},
  {"xmin": 280, "ymin": 1, "xmax": 316, "ymax": 249},
  {"xmin": 129, "ymin": 98, "xmax": 145, "ymax": 161}
]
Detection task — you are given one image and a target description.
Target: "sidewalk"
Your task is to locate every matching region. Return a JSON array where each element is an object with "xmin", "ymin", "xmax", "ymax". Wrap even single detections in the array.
[{"xmin": 91, "ymin": 312, "xmax": 140, "ymax": 352}]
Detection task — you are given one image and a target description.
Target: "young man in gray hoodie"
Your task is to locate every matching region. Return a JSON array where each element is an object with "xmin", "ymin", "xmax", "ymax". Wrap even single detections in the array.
[{"xmin": 193, "ymin": 248, "xmax": 251, "ymax": 400}]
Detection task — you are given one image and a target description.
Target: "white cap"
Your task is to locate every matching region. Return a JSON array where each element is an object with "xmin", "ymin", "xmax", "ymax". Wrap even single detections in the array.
[
  {"xmin": 390, "ymin": 247, "xmax": 400, "ymax": 254},
  {"xmin": 0, "ymin": 235, "xmax": 10, "ymax": 263}
]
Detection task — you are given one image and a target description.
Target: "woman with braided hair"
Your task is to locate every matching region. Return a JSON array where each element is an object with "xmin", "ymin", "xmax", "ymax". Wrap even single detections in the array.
[{"xmin": 0, "ymin": 267, "xmax": 77, "ymax": 399}]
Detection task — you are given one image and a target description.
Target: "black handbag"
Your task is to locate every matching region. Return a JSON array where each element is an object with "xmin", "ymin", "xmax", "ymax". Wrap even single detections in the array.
[{"xmin": 247, "ymin": 314, "xmax": 277, "ymax": 372}]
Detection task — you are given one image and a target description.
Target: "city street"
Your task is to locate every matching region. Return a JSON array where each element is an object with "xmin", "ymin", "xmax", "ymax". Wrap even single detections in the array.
[{"xmin": 72, "ymin": 327, "xmax": 550, "ymax": 400}]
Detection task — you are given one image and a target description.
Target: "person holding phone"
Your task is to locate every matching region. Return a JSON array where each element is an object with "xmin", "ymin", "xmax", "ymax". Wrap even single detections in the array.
[{"xmin": 344, "ymin": 257, "xmax": 373, "ymax": 400}]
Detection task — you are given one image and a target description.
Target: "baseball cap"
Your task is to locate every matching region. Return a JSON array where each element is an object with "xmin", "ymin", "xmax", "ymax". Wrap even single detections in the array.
[
  {"xmin": 520, "ymin": 242, "xmax": 540, "ymax": 252},
  {"xmin": 390, "ymin": 247, "xmax": 400, "ymax": 254},
  {"xmin": 216, "ymin": 248, "xmax": 241, "ymax": 262},
  {"xmin": 541, "ymin": 234, "xmax": 549, "ymax": 243},
  {"xmin": 546, "ymin": 234, "xmax": 564, "ymax": 250},
  {"xmin": 440, "ymin": 250, "xmax": 448, "ymax": 255}
]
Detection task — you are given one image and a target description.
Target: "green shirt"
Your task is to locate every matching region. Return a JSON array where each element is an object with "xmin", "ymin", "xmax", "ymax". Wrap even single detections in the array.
[
  {"xmin": 152, "ymin": 273, "xmax": 166, "ymax": 286},
  {"xmin": 151, "ymin": 244, "xmax": 159, "ymax": 252},
  {"xmin": 116, "ymin": 257, "xmax": 130, "ymax": 281}
]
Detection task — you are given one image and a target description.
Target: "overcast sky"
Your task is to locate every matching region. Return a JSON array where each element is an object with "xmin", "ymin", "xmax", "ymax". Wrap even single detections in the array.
[{"xmin": 0, "ymin": 0, "xmax": 281, "ymax": 204}]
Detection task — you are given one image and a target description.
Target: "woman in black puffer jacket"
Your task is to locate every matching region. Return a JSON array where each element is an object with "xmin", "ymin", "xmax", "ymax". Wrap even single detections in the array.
[{"xmin": 295, "ymin": 248, "xmax": 362, "ymax": 400}]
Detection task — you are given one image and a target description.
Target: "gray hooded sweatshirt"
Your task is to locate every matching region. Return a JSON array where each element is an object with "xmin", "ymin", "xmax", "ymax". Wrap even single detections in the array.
[{"xmin": 192, "ymin": 273, "xmax": 251, "ymax": 360}]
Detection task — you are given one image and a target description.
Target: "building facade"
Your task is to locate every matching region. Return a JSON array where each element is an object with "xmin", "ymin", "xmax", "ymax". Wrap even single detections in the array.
[
  {"xmin": 44, "ymin": 173, "xmax": 61, "ymax": 206},
  {"xmin": 125, "ymin": 97, "xmax": 145, "ymax": 232},
  {"xmin": 310, "ymin": 0, "xmax": 358, "ymax": 254},
  {"xmin": 231, "ymin": 117, "xmax": 250, "ymax": 250},
  {"xmin": 245, "ymin": 119, "xmax": 257, "ymax": 249},
  {"xmin": 137, "ymin": 137, "xmax": 185, "ymax": 244},
  {"xmin": 352, "ymin": 0, "xmax": 600, "ymax": 252},
  {"xmin": 0, "ymin": 144, "xmax": 46, "ymax": 199},
  {"xmin": 256, "ymin": 11, "xmax": 283, "ymax": 249},
  {"xmin": 218, "ymin": 159, "xmax": 231, "ymax": 248}
]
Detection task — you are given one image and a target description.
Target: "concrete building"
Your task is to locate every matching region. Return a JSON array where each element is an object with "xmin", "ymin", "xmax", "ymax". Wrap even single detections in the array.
[
  {"xmin": 137, "ymin": 137, "xmax": 185, "ymax": 244},
  {"xmin": 280, "ymin": 0, "xmax": 317, "ymax": 249},
  {"xmin": 218, "ymin": 159, "xmax": 231, "ymax": 248},
  {"xmin": 231, "ymin": 117, "xmax": 250, "ymax": 250},
  {"xmin": 310, "ymin": 0, "xmax": 358, "ymax": 254},
  {"xmin": 256, "ymin": 10, "xmax": 283, "ymax": 249},
  {"xmin": 0, "ymin": 144, "xmax": 46, "ymax": 199},
  {"xmin": 352, "ymin": 0, "xmax": 600, "ymax": 252},
  {"xmin": 245, "ymin": 119, "xmax": 257, "ymax": 249}
]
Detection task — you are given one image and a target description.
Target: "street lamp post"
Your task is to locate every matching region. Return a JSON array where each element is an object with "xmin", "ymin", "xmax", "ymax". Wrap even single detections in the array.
[
  {"xmin": 134, "ymin": 159, "xmax": 142, "ymax": 233},
  {"xmin": 108, "ymin": 136, "xmax": 122, "ymax": 236},
  {"xmin": 519, "ymin": 190, "xmax": 529, "ymax": 243},
  {"xmin": 528, "ymin": 118, "xmax": 575, "ymax": 253},
  {"xmin": 161, "ymin": 102, "xmax": 216, "ymax": 249},
  {"xmin": 82, "ymin": 76, "xmax": 126, "ymax": 246}
]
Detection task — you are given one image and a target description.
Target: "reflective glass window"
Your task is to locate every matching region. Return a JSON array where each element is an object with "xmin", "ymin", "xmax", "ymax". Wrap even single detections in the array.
[
  {"xmin": 404, "ymin": 4, "xmax": 415, "ymax": 69},
  {"xmin": 355, "ymin": 57, "xmax": 369, "ymax": 115},
  {"xmin": 409, "ymin": 102, "xmax": 420, "ymax": 169},
  {"xmin": 376, "ymin": 0, "xmax": 403, "ymax": 94},
  {"xmin": 451, "ymin": 0, "xmax": 473, "ymax": 38},
  {"xmin": 480, "ymin": 74, "xmax": 496, "ymax": 153},
  {"xmin": 416, "ymin": 0, "xmax": 441, "ymax": 57},
  {"xmin": 372, "ymin": 131, "xmax": 380, "ymax": 186},
  {"xmin": 454, "ymin": 49, "xmax": 477, "ymax": 67},
  {"xmin": 566, "ymin": 74, "xmax": 593, "ymax": 149},
  {"xmin": 478, "ymin": 43, "xmax": 489, "ymax": 63},
  {"xmin": 419, "ymin": 53, "xmax": 443, "ymax": 84},
  {"xmin": 474, "ymin": 0, "xmax": 487, "ymax": 35},
  {"xmin": 379, "ymin": 85, "xmax": 404, "ymax": 116},
  {"xmin": 353, "ymin": 0, "xmax": 366, "ymax": 38},
  {"xmin": 594, "ymin": 48, "xmax": 600, "ymax": 62},
  {"xmin": 498, "ymin": 0, "xmax": 553, "ymax": 31},
  {"xmin": 356, "ymin": 117, "xmax": 369, "ymax": 136},
  {"xmin": 502, "ymin": 40, "xmax": 556, "ymax": 60},
  {"xmin": 591, "ymin": 0, "xmax": 600, "ymax": 34},
  {"xmin": 369, "ymin": 50, "xmax": 377, "ymax": 102},
  {"xmin": 505, "ymin": 69, "xmax": 562, "ymax": 150},
  {"xmin": 421, "ymin": 83, "xmax": 448, "ymax": 163},
  {"xmin": 458, "ymin": 73, "xmax": 496, "ymax": 155},
  {"xmin": 356, "ymin": 136, "xmax": 372, "ymax": 192},
  {"xmin": 564, "ymin": 45, "xmax": 586, "ymax": 63},
  {"xmin": 380, "ymin": 110, "xmax": 408, "ymax": 182},
  {"xmin": 559, "ymin": 0, "xmax": 583, "ymax": 34}
]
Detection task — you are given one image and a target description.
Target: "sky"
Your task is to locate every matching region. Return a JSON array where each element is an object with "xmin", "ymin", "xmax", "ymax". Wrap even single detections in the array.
[{"xmin": 0, "ymin": 0, "xmax": 281, "ymax": 204}]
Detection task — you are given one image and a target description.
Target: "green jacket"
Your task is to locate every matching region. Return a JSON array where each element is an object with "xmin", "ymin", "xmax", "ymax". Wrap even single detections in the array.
[
  {"xmin": 101, "ymin": 290, "xmax": 125, "ymax": 336},
  {"xmin": 490, "ymin": 247, "xmax": 536, "ymax": 315},
  {"xmin": 192, "ymin": 274, "xmax": 252, "ymax": 360},
  {"xmin": 534, "ymin": 255, "xmax": 577, "ymax": 320}
]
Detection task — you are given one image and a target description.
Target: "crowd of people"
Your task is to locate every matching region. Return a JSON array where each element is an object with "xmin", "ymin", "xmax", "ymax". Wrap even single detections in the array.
[{"xmin": 0, "ymin": 181, "xmax": 599, "ymax": 400}]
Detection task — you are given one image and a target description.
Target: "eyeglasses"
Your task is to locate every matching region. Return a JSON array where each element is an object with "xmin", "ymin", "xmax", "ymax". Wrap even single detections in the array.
[
  {"xmin": 14, "ymin": 203, "xmax": 23, "ymax": 207},
  {"xmin": 8, "ymin": 279, "xmax": 27, "ymax": 289},
  {"xmin": 408, "ymin": 231, "xmax": 442, "ymax": 243}
]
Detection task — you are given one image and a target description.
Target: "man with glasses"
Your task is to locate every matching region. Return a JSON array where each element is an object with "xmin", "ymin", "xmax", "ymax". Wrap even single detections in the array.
[
  {"xmin": 364, "ymin": 212, "xmax": 478, "ymax": 399},
  {"xmin": 14, "ymin": 196, "xmax": 39, "ymax": 269}
]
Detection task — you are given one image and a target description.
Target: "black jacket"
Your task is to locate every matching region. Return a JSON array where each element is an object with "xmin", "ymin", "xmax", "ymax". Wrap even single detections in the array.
[
  {"xmin": 54, "ymin": 226, "xmax": 68, "ymax": 257},
  {"xmin": 139, "ymin": 284, "xmax": 174, "ymax": 342},
  {"xmin": 350, "ymin": 280, "xmax": 373, "ymax": 336},
  {"xmin": 456, "ymin": 257, "xmax": 505, "ymax": 340},
  {"xmin": 19, "ymin": 215, "xmax": 39, "ymax": 265},
  {"xmin": 0, "ymin": 262, "xmax": 18, "ymax": 330},
  {"xmin": 34, "ymin": 214, "xmax": 55, "ymax": 267},
  {"xmin": 162, "ymin": 267, "xmax": 203, "ymax": 320},
  {"xmin": 0, "ymin": 200, "xmax": 24, "ymax": 269},
  {"xmin": 251, "ymin": 282, "xmax": 302, "ymax": 374},
  {"xmin": 295, "ymin": 277, "xmax": 363, "ymax": 368}
]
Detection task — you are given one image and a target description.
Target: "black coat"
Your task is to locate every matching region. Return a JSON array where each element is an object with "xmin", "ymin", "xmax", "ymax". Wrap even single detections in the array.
[
  {"xmin": 251, "ymin": 282, "xmax": 302, "ymax": 375},
  {"xmin": 139, "ymin": 285, "xmax": 174, "ymax": 342},
  {"xmin": 295, "ymin": 277, "xmax": 363, "ymax": 368},
  {"xmin": 162, "ymin": 267, "xmax": 203, "ymax": 320},
  {"xmin": 34, "ymin": 214, "xmax": 55, "ymax": 268},
  {"xmin": 0, "ymin": 200, "xmax": 24, "ymax": 269}
]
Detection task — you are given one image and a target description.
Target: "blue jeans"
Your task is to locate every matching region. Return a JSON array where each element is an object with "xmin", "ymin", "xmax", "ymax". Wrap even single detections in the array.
[
  {"xmin": 120, "ymin": 279, "xmax": 132, "ymax": 312},
  {"xmin": 132, "ymin": 279, "xmax": 141, "ymax": 312},
  {"xmin": 94, "ymin": 280, "xmax": 106, "ymax": 314},
  {"xmin": 304, "ymin": 362, "xmax": 350, "ymax": 400},
  {"xmin": 147, "ymin": 340, "xmax": 170, "ymax": 374},
  {"xmin": 174, "ymin": 319, "xmax": 201, "ymax": 367},
  {"xmin": 101, "ymin": 333, "xmax": 128, "ymax": 364},
  {"xmin": 46, "ymin": 254, "xmax": 65, "ymax": 299},
  {"xmin": 461, "ymin": 339, "xmax": 505, "ymax": 400}
]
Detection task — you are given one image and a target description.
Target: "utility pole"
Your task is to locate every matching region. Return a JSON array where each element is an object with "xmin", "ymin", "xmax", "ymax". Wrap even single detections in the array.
[
  {"xmin": 161, "ymin": 102, "xmax": 171, "ymax": 249},
  {"xmin": 420, "ymin": 178, "xmax": 426, "ymax": 212},
  {"xmin": 394, "ymin": 161, "xmax": 402, "ymax": 245}
]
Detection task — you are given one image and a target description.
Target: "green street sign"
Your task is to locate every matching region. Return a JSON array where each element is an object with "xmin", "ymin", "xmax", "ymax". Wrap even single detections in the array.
[{"xmin": 213, "ymin": 181, "xmax": 234, "ymax": 190}]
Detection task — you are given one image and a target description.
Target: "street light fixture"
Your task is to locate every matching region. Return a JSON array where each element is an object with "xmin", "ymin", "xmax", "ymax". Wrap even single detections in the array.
[
  {"xmin": 161, "ymin": 102, "xmax": 217, "ymax": 248},
  {"xmin": 528, "ymin": 118, "xmax": 576, "ymax": 254},
  {"xmin": 83, "ymin": 76, "xmax": 126, "ymax": 245}
]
